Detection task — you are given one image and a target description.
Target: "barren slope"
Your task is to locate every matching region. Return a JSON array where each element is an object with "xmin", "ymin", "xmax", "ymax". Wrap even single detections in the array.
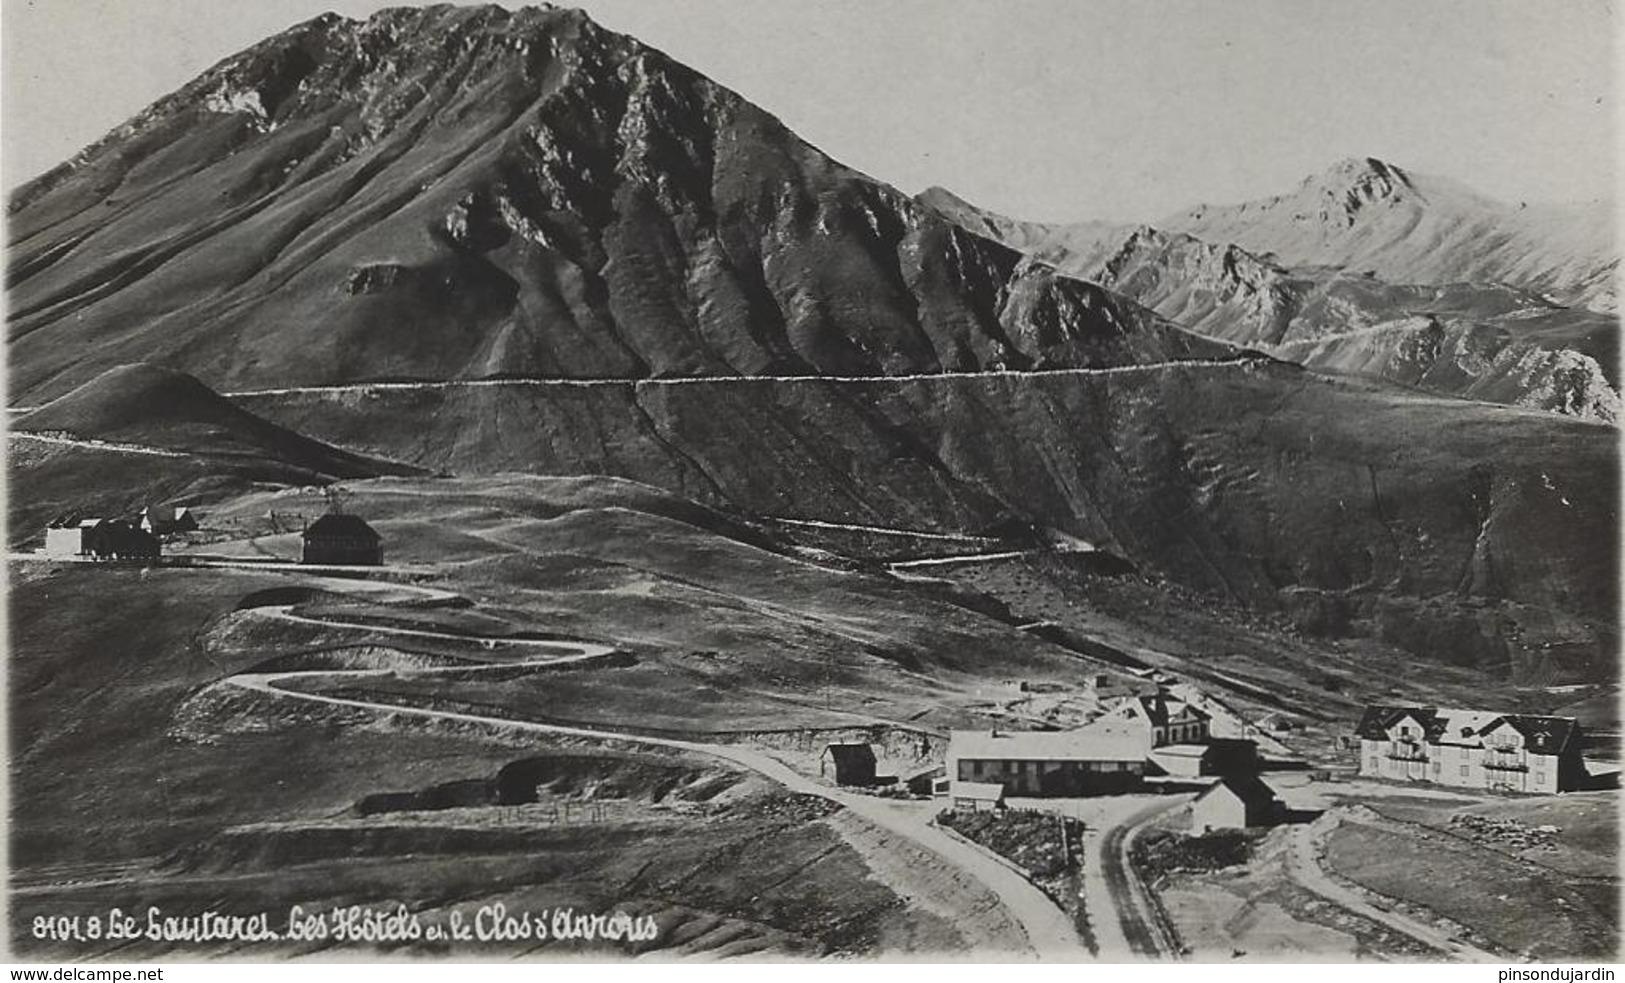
[
  {"xmin": 7, "ymin": 5, "xmax": 1225, "ymax": 404},
  {"xmin": 234, "ymin": 362, "xmax": 1619, "ymax": 674}
]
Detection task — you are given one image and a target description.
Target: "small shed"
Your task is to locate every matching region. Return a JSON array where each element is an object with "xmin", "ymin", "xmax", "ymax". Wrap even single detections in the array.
[
  {"xmin": 301, "ymin": 513, "xmax": 383, "ymax": 565},
  {"xmin": 44, "ymin": 517, "xmax": 90, "ymax": 558},
  {"xmin": 949, "ymin": 780, "xmax": 1006, "ymax": 812},
  {"xmin": 819, "ymin": 742, "xmax": 878, "ymax": 787},
  {"xmin": 1190, "ymin": 774, "xmax": 1281, "ymax": 834},
  {"xmin": 904, "ymin": 764, "xmax": 946, "ymax": 795}
]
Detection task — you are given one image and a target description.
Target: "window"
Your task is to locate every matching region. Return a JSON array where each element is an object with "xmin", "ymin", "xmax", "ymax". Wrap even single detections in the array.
[
  {"xmin": 1535, "ymin": 771, "xmax": 1546, "ymax": 785},
  {"xmin": 1459, "ymin": 765, "xmax": 1469, "ymax": 777},
  {"xmin": 1432, "ymin": 761, "xmax": 1441, "ymax": 773},
  {"xmin": 1369, "ymin": 756, "xmax": 1380, "ymax": 770}
]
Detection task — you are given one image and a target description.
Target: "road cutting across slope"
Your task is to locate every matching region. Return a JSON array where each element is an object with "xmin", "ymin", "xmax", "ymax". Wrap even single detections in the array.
[{"xmin": 218, "ymin": 625, "xmax": 1088, "ymax": 961}]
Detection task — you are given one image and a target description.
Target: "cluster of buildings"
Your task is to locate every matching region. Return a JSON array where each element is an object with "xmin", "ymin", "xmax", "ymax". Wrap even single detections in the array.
[
  {"xmin": 940, "ymin": 688, "xmax": 1262, "ymax": 809},
  {"xmin": 43, "ymin": 505, "xmax": 196, "ymax": 560},
  {"xmin": 38, "ymin": 505, "xmax": 386, "ymax": 567},
  {"xmin": 912, "ymin": 689, "xmax": 1590, "ymax": 835}
]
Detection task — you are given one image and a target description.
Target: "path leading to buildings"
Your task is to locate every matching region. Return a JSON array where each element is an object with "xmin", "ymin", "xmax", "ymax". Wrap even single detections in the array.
[
  {"xmin": 1287, "ymin": 814, "xmax": 1500, "ymax": 962},
  {"xmin": 1092, "ymin": 797, "xmax": 1185, "ymax": 958},
  {"xmin": 223, "ymin": 656, "xmax": 1088, "ymax": 961}
]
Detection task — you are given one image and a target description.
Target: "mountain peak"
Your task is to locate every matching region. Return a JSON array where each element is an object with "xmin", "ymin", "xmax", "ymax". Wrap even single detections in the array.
[{"xmin": 1303, "ymin": 156, "xmax": 1416, "ymax": 209}]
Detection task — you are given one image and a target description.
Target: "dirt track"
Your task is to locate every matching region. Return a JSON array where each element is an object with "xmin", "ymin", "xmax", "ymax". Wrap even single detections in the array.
[
  {"xmin": 222, "ymin": 641, "xmax": 1088, "ymax": 961},
  {"xmin": 1287, "ymin": 815, "xmax": 1498, "ymax": 962}
]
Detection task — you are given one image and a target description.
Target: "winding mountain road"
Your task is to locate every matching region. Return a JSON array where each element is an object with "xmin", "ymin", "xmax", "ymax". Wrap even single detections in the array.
[{"xmin": 221, "ymin": 612, "xmax": 1088, "ymax": 960}]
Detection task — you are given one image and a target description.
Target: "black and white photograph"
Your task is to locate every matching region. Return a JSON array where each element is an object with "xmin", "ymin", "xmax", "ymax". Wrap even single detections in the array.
[{"xmin": 2, "ymin": 0, "xmax": 1619, "ymax": 965}]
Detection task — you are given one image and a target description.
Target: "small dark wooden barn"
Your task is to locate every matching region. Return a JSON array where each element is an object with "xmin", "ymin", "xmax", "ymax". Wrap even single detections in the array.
[
  {"xmin": 820, "ymin": 742, "xmax": 878, "ymax": 787},
  {"xmin": 301, "ymin": 513, "xmax": 383, "ymax": 566}
]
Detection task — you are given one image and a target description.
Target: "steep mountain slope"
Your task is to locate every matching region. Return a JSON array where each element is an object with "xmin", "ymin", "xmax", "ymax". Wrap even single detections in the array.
[
  {"xmin": 6, "ymin": 5, "xmax": 1226, "ymax": 404},
  {"xmin": 1162, "ymin": 157, "xmax": 1616, "ymax": 313},
  {"xmin": 234, "ymin": 361, "xmax": 1619, "ymax": 676},
  {"xmin": 4, "ymin": 9, "xmax": 1614, "ymax": 688},
  {"xmin": 920, "ymin": 177, "xmax": 1620, "ymax": 422}
]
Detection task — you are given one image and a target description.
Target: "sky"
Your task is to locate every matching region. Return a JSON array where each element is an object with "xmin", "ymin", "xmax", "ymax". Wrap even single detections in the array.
[{"xmin": 2, "ymin": 0, "xmax": 1617, "ymax": 222}]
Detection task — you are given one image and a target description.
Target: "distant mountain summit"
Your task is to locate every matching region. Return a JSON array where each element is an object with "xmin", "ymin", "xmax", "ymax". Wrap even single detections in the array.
[
  {"xmin": 6, "ymin": 4, "xmax": 1226, "ymax": 404},
  {"xmin": 920, "ymin": 158, "xmax": 1620, "ymax": 422},
  {"xmin": 1162, "ymin": 156, "xmax": 1616, "ymax": 312}
]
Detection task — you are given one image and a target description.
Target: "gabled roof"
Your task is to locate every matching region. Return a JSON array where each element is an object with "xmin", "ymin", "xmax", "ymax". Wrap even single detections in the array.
[
  {"xmin": 1433, "ymin": 708, "xmax": 1503, "ymax": 743},
  {"xmin": 1194, "ymin": 773, "xmax": 1279, "ymax": 808},
  {"xmin": 1354, "ymin": 705, "xmax": 1579, "ymax": 754},
  {"xmin": 1484, "ymin": 715, "xmax": 1580, "ymax": 755},
  {"xmin": 1355, "ymin": 705, "xmax": 1443, "ymax": 740},
  {"xmin": 949, "ymin": 729, "xmax": 1147, "ymax": 763},
  {"xmin": 303, "ymin": 513, "xmax": 380, "ymax": 542},
  {"xmin": 1110, "ymin": 691, "xmax": 1210, "ymax": 727}
]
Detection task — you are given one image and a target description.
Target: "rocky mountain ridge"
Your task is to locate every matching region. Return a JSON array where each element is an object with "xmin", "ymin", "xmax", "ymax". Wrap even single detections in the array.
[
  {"xmin": 919, "ymin": 163, "xmax": 1620, "ymax": 422},
  {"xmin": 7, "ymin": 4, "xmax": 1227, "ymax": 404},
  {"xmin": 1163, "ymin": 157, "xmax": 1616, "ymax": 313},
  {"xmin": 5, "ymin": 7, "xmax": 1616, "ymax": 680}
]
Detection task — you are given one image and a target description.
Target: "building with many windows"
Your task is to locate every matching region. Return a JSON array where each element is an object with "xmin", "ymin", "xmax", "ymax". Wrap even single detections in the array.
[
  {"xmin": 946, "ymin": 729, "xmax": 1146, "ymax": 796},
  {"xmin": 1090, "ymin": 690, "xmax": 1211, "ymax": 747},
  {"xmin": 1355, "ymin": 706, "xmax": 1586, "ymax": 794}
]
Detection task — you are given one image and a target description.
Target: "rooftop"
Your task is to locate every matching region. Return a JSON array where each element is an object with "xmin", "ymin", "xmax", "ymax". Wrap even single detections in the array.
[
  {"xmin": 303, "ymin": 512, "xmax": 381, "ymax": 541},
  {"xmin": 1355, "ymin": 705, "xmax": 1579, "ymax": 755},
  {"xmin": 949, "ymin": 728, "xmax": 1147, "ymax": 763},
  {"xmin": 1196, "ymin": 773, "xmax": 1279, "ymax": 807}
]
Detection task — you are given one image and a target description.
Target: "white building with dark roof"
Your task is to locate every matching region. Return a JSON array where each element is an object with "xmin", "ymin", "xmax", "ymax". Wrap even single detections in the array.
[
  {"xmin": 1190, "ymin": 774, "xmax": 1282, "ymax": 833},
  {"xmin": 1088, "ymin": 690, "xmax": 1211, "ymax": 747},
  {"xmin": 1355, "ymin": 706, "xmax": 1586, "ymax": 794}
]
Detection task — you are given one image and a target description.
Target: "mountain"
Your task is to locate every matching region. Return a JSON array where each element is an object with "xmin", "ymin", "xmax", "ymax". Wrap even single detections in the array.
[
  {"xmin": 6, "ymin": 4, "xmax": 1227, "ymax": 405},
  {"xmin": 235, "ymin": 361, "xmax": 1619, "ymax": 676},
  {"xmin": 1163, "ymin": 157, "xmax": 1616, "ymax": 313},
  {"xmin": 8, "ymin": 363, "xmax": 415, "ymax": 537},
  {"xmin": 919, "ymin": 166, "xmax": 1620, "ymax": 423},
  {"xmin": 4, "ymin": 7, "xmax": 1616, "ymax": 681}
]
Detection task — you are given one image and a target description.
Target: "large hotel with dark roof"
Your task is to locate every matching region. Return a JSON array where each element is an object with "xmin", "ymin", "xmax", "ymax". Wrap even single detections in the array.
[{"xmin": 1356, "ymin": 706, "xmax": 1589, "ymax": 794}]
